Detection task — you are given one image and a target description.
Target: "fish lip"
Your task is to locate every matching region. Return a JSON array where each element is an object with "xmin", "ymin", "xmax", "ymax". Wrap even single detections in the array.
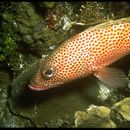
[
  {"xmin": 28, "ymin": 84, "xmax": 49, "ymax": 91},
  {"xmin": 28, "ymin": 82, "xmax": 64, "ymax": 91}
]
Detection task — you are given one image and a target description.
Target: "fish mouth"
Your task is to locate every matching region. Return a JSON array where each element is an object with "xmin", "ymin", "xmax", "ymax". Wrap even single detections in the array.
[
  {"xmin": 28, "ymin": 82, "xmax": 64, "ymax": 91},
  {"xmin": 28, "ymin": 84, "xmax": 49, "ymax": 91}
]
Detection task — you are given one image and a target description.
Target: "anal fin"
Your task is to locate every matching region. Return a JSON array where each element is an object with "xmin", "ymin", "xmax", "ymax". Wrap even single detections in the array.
[{"xmin": 94, "ymin": 67, "xmax": 128, "ymax": 88}]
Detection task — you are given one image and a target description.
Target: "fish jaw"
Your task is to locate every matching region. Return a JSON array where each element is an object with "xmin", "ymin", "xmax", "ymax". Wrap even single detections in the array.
[
  {"xmin": 28, "ymin": 84, "xmax": 50, "ymax": 91},
  {"xmin": 28, "ymin": 79, "xmax": 64, "ymax": 91},
  {"xmin": 28, "ymin": 77, "xmax": 51, "ymax": 91}
]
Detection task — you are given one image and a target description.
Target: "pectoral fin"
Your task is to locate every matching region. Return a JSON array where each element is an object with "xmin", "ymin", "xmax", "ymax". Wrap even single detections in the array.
[{"xmin": 94, "ymin": 67, "xmax": 128, "ymax": 88}]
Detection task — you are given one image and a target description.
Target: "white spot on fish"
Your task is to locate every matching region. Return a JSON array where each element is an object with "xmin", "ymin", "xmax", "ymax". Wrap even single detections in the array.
[
  {"xmin": 112, "ymin": 25, "xmax": 117, "ymax": 30},
  {"xmin": 119, "ymin": 24, "xmax": 124, "ymax": 29}
]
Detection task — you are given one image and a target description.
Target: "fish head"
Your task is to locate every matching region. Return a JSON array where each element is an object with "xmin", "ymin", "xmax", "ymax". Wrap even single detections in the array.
[
  {"xmin": 29, "ymin": 60, "xmax": 65, "ymax": 91},
  {"xmin": 28, "ymin": 47, "xmax": 78, "ymax": 91},
  {"xmin": 28, "ymin": 33, "xmax": 91, "ymax": 91}
]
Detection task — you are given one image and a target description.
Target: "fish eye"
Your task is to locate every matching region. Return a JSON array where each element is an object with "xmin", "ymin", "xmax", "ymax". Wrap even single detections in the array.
[{"xmin": 42, "ymin": 67, "xmax": 54, "ymax": 80}]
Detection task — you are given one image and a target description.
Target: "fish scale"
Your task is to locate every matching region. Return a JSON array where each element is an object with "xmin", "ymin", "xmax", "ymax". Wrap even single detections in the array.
[{"xmin": 29, "ymin": 17, "xmax": 130, "ymax": 91}]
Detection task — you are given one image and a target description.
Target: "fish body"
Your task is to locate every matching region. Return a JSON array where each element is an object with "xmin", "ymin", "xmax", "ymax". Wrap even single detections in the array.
[{"xmin": 29, "ymin": 17, "xmax": 130, "ymax": 91}]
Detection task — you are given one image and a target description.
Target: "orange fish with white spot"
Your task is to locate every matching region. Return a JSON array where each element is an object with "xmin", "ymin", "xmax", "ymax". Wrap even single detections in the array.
[{"xmin": 29, "ymin": 17, "xmax": 130, "ymax": 91}]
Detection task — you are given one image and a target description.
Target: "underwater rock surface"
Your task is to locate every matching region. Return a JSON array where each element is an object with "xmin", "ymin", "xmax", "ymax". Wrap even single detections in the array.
[{"xmin": 0, "ymin": 71, "xmax": 33, "ymax": 127}]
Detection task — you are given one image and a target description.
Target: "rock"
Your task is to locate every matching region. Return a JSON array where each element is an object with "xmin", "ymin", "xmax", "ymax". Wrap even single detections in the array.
[{"xmin": 0, "ymin": 71, "xmax": 34, "ymax": 127}]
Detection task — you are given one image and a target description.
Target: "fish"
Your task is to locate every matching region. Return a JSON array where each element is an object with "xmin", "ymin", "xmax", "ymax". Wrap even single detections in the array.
[{"xmin": 29, "ymin": 17, "xmax": 130, "ymax": 91}]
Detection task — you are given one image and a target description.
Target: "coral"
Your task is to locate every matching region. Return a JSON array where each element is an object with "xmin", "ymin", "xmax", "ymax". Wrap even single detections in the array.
[
  {"xmin": 74, "ymin": 97, "xmax": 130, "ymax": 128},
  {"xmin": 113, "ymin": 97, "xmax": 130, "ymax": 121},
  {"xmin": 74, "ymin": 2, "xmax": 109, "ymax": 25},
  {"xmin": 74, "ymin": 105, "xmax": 116, "ymax": 128}
]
